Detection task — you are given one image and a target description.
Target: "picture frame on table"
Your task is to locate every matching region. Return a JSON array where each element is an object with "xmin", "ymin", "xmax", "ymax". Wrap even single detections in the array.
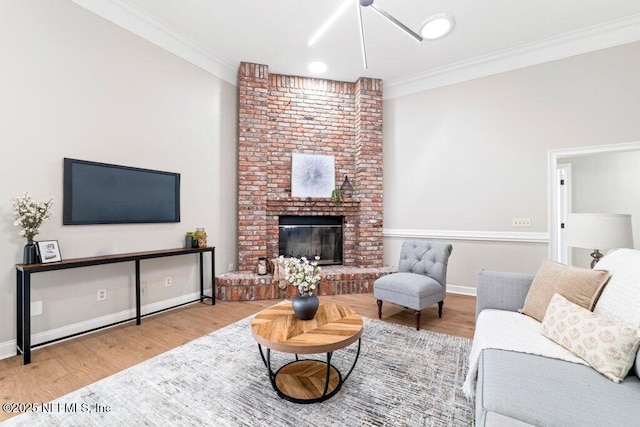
[{"xmin": 36, "ymin": 240, "xmax": 62, "ymax": 263}]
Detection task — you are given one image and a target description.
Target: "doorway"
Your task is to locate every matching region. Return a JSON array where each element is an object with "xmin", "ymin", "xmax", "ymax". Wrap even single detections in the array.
[{"xmin": 548, "ymin": 141, "xmax": 640, "ymax": 264}]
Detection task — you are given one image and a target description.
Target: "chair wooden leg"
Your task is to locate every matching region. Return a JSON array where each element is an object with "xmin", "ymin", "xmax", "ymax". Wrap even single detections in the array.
[
  {"xmin": 438, "ymin": 301, "xmax": 443, "ymax": 318},
  {"xmin": 415, "ymin": 310, "xmax": 421, "ymax": 330},
  {"xmin": 377, "ymin": 299, "xmax": 382, "ymax": 319}
]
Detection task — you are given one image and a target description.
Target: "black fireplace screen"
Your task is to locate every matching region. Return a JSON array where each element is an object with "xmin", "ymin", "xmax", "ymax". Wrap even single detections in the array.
[{"xmin": 278, "ymin": 216, "xmax": 343, "ymax": 265}]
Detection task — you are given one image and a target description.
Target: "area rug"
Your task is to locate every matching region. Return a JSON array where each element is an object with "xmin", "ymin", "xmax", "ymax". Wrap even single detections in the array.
[{"xmin": 4, "ymin": 316, "xmax": 473, "ymax": 426}]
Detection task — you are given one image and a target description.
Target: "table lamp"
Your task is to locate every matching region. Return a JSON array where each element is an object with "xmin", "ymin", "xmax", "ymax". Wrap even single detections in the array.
[{"xmin": 564, "ymin": 213, "xmax": 633, "ymax": 268}]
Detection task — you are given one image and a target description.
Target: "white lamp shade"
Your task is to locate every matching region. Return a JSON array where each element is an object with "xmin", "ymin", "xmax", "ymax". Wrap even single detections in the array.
[{"xmin": 564, "ymin": 213, "xmax": 633, "ymax": 250}]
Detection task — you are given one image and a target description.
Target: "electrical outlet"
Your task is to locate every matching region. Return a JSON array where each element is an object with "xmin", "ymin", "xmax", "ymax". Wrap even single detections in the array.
[
  {"xmin": 164, "ymin": 277, "xmax": 172, "ymax": 287},
  {"xmin": 228, "ymin": 263, "xmax": 234, "ymax": 272},
  {"xmin": 512, "ymin": 218, "xmax": 532, "ymax": 227},
  {"xmin": 97, "ymin": 289, "xmax": 107, "ymax": 301},
  {"xmin": 141, "ymin": 281, "xmax": 148, "ymax": 294},
  {"xmin": 31, "ymin": 301, "xmax": 43, "ymax": 316}
]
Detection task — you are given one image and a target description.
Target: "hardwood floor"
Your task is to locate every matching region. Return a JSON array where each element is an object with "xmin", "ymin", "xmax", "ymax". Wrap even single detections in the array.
[{"xmin": 0, "ymin": 293, "xmax": 475, "ymax": 422}]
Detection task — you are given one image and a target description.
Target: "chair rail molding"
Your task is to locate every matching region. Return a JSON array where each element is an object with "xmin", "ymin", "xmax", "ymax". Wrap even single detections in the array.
[{"xmin": 383, "ymin": 229, "xmax": 549, "ymax": 244}]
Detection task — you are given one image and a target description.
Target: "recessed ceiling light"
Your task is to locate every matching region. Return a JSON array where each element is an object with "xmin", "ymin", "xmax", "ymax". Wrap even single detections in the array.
[
  {"xmin": 420, "ymin": 13, "xmax": 455, "ymax": 40},
  {"xmin": 308, "ymin": 61, "xmax": 327, "ymax": 74}
]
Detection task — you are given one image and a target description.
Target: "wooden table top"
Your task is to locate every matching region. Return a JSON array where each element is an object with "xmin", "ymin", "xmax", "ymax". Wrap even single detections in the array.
[{"xmin": 251, "ymin": 301, "xmax": 363, "ymax": 354}]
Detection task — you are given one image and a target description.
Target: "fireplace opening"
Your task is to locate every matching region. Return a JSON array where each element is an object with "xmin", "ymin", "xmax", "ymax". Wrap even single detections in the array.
[{"xmin": 279, "ymin": 216, "xmax": 343, "ymax": 265}]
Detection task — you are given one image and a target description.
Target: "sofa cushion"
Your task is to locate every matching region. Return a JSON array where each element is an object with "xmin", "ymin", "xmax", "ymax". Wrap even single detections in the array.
[
  {"xmin": 594, "ymin": 248, "xmax": 640, "ymax": 327},
  {"xmin": 476, "ymin": 349, "xmax": 640, "ymax": 427},
  {"xmin": 521, "ymin": 259, "xmax": 609, "ymax": 322},
  {"xmin": 542, "ymin": 294, "xmax": 640, "ymax": 383},
  {"xmin": 373, "ymin": 272, "xmax": 443, "ymax": 310}
]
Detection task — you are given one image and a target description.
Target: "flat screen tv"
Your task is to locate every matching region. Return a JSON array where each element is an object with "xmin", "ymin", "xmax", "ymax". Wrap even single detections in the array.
[{"xmin": 63, "ymin": 158, "xmax": 180, "ymax": 225}]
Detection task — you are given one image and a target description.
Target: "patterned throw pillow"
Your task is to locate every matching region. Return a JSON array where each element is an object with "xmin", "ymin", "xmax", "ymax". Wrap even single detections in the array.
[{"xmin": 541, "ymin": 293, "xmax": 640, "ymax": 383}]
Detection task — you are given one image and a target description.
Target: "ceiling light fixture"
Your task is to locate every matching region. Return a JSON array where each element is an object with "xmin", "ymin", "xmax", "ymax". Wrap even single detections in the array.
[
  {"xmin": 359, "ymin": 0, "xmax": 422, "ymax": 42},
  {"xmin": 308, "ymin": 61, "xmax": 328, "ymax": 74},
  {"xmin": 311, "ymin": 0, "xmax": 426, "ymax": 70},
  {"xmin": 308, "ymin": 0, "xmax": 353, "ymax": 46},
  {"xmin": 357, "ymin": 0, "xmax": 422, "ymax": 69},
  {"xmin": 357, "ymin": 2, "xmax": 368, "ymax": 69},
  {"xmin": 420, "ymin": 14, "xmax": 455, "ymax": 40}
]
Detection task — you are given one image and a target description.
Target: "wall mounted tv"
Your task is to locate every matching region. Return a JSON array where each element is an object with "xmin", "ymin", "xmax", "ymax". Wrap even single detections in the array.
[{"xmin": 63, "ymin": 158, "xmax": 180, "ymax": 225}]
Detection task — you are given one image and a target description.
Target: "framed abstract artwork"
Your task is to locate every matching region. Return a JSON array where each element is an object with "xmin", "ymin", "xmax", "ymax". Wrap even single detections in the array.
[{"xmin": 291, "ymin": 153, "xmax": 335, "ymax": 198}]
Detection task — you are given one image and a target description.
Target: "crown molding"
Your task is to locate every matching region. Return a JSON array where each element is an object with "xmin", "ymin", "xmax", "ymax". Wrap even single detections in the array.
[
  {"xmin": 72, "ymin": 1, "xmax": 640, "ymax": 98},
  {"xmin": 384, "ymin": 13, "xmax": 640, "ymax": 100},
  {"xmin": 72, "ymin": 0, "xmax": 237, "ymax": 86},
  {"xmin": 383, "ymin": 228, "xmax": 549, "ymax": 244}
]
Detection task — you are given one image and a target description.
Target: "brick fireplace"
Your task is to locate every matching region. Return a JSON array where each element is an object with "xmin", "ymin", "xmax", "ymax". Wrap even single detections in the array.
[{"xmin": 215, "ymin": 62, "xmax": 392, "ymax": 301}]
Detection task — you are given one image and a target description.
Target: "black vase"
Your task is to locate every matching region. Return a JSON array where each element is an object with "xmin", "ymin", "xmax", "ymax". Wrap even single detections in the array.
[
  {"xmin": 292, "ymin": 294, "xmax": 319, "ymax": 320},
  {"xmin": 23, "ymin": 240, "xmax": 38, "ymax": 264}
]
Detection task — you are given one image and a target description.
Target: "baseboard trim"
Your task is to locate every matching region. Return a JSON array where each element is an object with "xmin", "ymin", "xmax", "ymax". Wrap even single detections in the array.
[
  {"xmin": 447, "ymin": 285, "xmax": 476, "ymax": 297},
  {"xmin": 0, "ymin": 292, "xmax": 204, "ymax": 361},
  {"xmin": 383, "ymin": 228, "xmax": 549, "ymax": 243}
]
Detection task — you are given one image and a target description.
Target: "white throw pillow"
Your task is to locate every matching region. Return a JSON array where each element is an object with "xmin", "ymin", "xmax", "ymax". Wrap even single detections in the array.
[
  {"xmin": 593, "ymin": 248, "xmax": 640, "ymax": 327},
  {"xmin": 542, "ymin": 294, "xmax": 640, "ymax": 383}
]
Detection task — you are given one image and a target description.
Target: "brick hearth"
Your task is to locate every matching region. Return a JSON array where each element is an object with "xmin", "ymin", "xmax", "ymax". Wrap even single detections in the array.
[{"xmin": 216, "ymin": 265, "xmax": 395, "ymax": 302}]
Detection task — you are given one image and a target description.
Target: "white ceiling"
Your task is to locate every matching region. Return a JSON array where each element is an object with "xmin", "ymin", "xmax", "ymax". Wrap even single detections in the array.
[{"xmin": 74, "ymin": 0, "xmax": 640, "ymax": 98}]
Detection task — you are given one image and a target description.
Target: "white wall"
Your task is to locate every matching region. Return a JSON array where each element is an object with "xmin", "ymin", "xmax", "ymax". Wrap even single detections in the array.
[
  {"xmin": 561, "ymin": 150, "xmax": 640, "ymax": 268},
  {"xmin": 383, "ymin": 41, "xmax": 640, "ymax": 289},
  {"xmin": 0, "ymin": 1, "xmax": 237, "ymax": 355}
]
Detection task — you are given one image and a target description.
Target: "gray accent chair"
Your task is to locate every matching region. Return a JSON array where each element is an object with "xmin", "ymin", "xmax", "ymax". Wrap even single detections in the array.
[{"xmin": 373, "ymin": 240, "xmax": 453, "ymax": 330}]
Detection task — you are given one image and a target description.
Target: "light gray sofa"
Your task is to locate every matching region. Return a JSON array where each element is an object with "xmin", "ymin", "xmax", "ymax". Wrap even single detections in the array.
[{"xmin": 474, "ymin": 270, "xmax": 640, "ymax": 426}]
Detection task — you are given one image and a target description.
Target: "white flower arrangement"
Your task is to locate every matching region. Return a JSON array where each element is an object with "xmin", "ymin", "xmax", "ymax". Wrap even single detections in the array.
[
  {"xmin": 11, "ymin": 192, "xmax": 54, "ymax": 241},
  {"xmin": 279, "ymin": 255, "xmax": 321, "ymax": 296}
]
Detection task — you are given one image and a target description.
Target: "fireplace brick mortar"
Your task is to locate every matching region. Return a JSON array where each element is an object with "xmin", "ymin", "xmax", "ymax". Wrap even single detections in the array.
[{"xmin": 237, "ymin": 62, "xmax": 383, "ymax": 274}]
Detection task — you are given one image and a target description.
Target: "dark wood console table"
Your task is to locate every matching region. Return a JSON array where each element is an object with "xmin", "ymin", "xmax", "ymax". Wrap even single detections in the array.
[{"xmin": 15, "ymin": 246, "xmax": 215, "ymax": 365}]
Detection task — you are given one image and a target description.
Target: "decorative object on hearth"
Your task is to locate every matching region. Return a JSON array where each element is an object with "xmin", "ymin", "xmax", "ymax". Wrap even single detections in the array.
[
  {"xmin": 273, "ymin": 257, "xmax": 287, "ymax": 288},
  {"xmin": 280, "ymin": 255, "xmax": 322, "ymax": 320},
  {"xmin": 11, "ymin": 192, "xmax": 54, "ymax": 264},
  {"xmin": 195, "ymin": 227, "xmax": 207, "ymax": 248},
  {"xmin": 564, "ymin": 213, "xmax": 633, "ymax": 268},
  {"xmin": 291, "ymin": 153, "xmax": 335, "ymax": 198},
  {"xmin": 257, "ymin": 257, "xmax": 268, "ymax": 275}
]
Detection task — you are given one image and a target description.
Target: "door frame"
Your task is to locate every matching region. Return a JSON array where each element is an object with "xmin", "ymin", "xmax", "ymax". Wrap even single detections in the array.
[
  {"xmin": 556, "ymin": 163, "xmax": 572, "ymax": 264},
  {"xmin": 548, "ymin": 141, "xmax": 640, "ymax": 261}
]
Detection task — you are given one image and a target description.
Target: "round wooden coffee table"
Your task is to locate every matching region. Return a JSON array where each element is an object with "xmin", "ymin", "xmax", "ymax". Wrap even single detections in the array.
[{"xmin": 251, "ymin": 301, "xmax": 363, "ymax": 404}]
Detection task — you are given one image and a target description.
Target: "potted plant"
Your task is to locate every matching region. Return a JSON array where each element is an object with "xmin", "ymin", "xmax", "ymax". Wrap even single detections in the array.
[
  {"xmin": 11, "ymin": 193, "xmax": 54, "ymax": 264},
  {"xmin": 331, "ymin": 188, "xmax": 344, "ymax": 206},
  {"xmin": 279, "ymin": 255, "xmax": 322, "ymax": 320}
]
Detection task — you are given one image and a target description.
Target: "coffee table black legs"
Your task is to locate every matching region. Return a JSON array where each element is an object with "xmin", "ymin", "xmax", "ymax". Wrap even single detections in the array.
[{"xmin": 257, "ymin": 339, "xmax": 362, "ymax": 404}]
